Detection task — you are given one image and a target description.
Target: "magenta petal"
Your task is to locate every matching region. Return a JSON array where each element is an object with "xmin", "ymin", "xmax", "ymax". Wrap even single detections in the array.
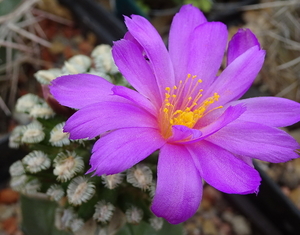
[
  {"xmin": 64, "ymin": 101, "xmax": 158, "ymax": 139},
  {"xmin": 168, "ymin": 125, "xmax": 202, "ymax": 143},
  {"xmin": 169, "ymin": 4, "xmax": 207, "ymax": 83},
  {"xmin": 207, "ymin": 121, "xmax": 300, "ymax": 163},
  {"xmin": 187, "ymin": 22, "xmax": 228, "ymax": 90},
  {"xmin": 112, "ymin": 39, "xmax": 161, "ymax": 105},
  {"xmin": 227, "ymin": 97, "xmax": 300, "ymax": 127},
  {"xmin": 50, "ymin": 74, "xmax": 120, "ymax": 109},
  {"xmin": 187, "ymin": 104, "xmax": 246, "ymax": 144},
  {"xmin": 227, "ymin": 28, "xmax": 260, "ymax": 65},
  {"xmin": 151, "ymin": 144, "xmax": 202, "ymax": 224},
  {"xmin": 124, "ymin": 15, "xmax": 175, "ymax": 94},
  {"xmin": 188, "ymin": 141, "xmax": 261, "ymax": 194},
  {"xmin": 205, "ymin": 46, "xmax": 265, "ymax": 107},
  {"xmin": 88, "ymin": 127, "xmax": 165, "ymax": 175},
  {"xmin": 112, "ymin": 86, "xmax": 158, "ymax": 116}
]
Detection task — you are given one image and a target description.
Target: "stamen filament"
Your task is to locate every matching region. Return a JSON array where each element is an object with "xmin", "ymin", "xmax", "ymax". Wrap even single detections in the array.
[{"xmin": 159, "ymin": 74, "xmax": 222, "ymax": 139}]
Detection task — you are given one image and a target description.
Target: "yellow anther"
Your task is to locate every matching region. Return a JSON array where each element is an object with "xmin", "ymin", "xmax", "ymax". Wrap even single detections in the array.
[{"xmin": 159, "ymin": 73, "xmax": 222, "ymax": 139}]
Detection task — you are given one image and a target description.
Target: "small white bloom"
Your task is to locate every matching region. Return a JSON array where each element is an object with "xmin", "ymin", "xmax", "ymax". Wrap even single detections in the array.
[
  {"xmin": 30, "ymin": 102, "xmax": 55, "ymax": 119},
  {"xmin": 88, "ymin": 68, "xmax": 113, "ymax": 82},
  {"xmin": 101, "ymin": 173, "xmax": 124, "ymax": 189},
  {"xmin": 62, "ymin": 55, "xmax": 92, "ymax": 74},
  {"xmin": 9, "ymin": 160, "xmax": 25, "ymax": 176},
  {"xmin": 49, "ymin": 122, "xmax": 70, "ymax": 147},
  {"xmin": 93, "ymin": 200, "xmax": 115, "ymax": 223},
  {"xmin": 22, "ymin": 179, "xmax": 41, "ymax": 195},
  {"xmin": 70, "ymin": 217, "xmax": 84, "ymax": 232},
  {"xmin": 125, "ymin": 206, "xmax": 143, "ymax": 224},
  {"xmin": 69, "ymin": 55, "xmax": 92, "ymax": 68},
  {"xmin": 126, "ymin": 164, "xmax": 152, "ymax": 190},
  {"xmin": 9, "ymin": 126, "xmax": 24, "ymax": 148},
  {"xmin": 10, "ymin": 175, "xmax": 28, "ymax": 192},
  {"xmin": 55, "ymin": 207, "xmax": 76, "ymax": 230},
  {"xmin": 53, "ymin": 151, "xmax": 84, "ymax": 182},
  {"xmin": 91, "ymin": 44, "xmax": 112, "ymax": 57},
  {"xmin": 67, "ymin": 176, "xmax": 95, "ymax": 206},
  {"xmin": 22, "ymin": 150, "xmax": 51, "ymax": 173},
  {"xmin": 46, "ymin": 184, "xmax": 65, "ymax": 201},
  {"xmin": 15, "ymin": 94, "xmax": 42, "ymax": 113},
  {"xmin": 149, "ymin": 181, "xmax": 156, "ymax": 198},
  {"xmin": 92, "ymin": 45, "xmax": 118, "ymax": 74},
  {"xmin": 34, "ymin": 68, "xmax": 61, "ymax": 85},
  {"xmin": 21, "ymin": 121, "xmax": 45, "ymax": 144},
  {"xmin": 149, "ymin": 217, "xmax": 163, "ymax": 231}
]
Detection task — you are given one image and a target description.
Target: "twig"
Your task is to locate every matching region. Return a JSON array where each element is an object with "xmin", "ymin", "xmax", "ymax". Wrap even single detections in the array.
[
  {"xmin": 266, "ymin": 31, "xmax": 300, "ymax": 50},
  {"xmin": 6, "ymin": 32, "xmax": 13, "ymax": 77},
  {"xmin": 7, "ymin": 22, "xmax": 51, "ymax": 47},
  {"xmin": 240, "ymin": 0, "xmax": 299, "ymax": 11},
  {"xmin": 0, "ymin": 56, "xmax": 52, "ymax": 74},
  {"xmin": 8, "ymin": 60, "xmax": 20, "ymax": 109},
  {"xmin": 32, "ymin": 8, "xmax": 73, "ymax": 26},
  {"xmin": 0, "ymin": 97, "xmax": 11, "ymax": 116},
  {"xmin": 0, "ymin": 0, "xmax": 39, "ymax": 23},
  {"xmin": 276, "ymin": 81, "xmax": 298, "ymax": 97},
  {"xmin": 17, "ymin": 13, "xmax": 44, "ymax": 28},
  {"xmin": 277, "ymin": 56, "xmax": 300, "ymax": 70},
  {"xmin": 285, "ymin": 11, "xmax": 300, "ymax": 32},
  {"xmin": 0, "ymin": 40, "xmax": 34, "ymax": 53}
]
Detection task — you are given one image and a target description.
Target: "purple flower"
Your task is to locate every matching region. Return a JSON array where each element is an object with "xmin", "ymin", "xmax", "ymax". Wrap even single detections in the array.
[{"xmin": 50, "ymin": 5, "xmax": 300, "ymax": 224}]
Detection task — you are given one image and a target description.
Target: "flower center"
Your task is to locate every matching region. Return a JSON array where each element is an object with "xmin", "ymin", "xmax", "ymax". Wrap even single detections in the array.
[{"xmin": 159, "ymin": 74, "xmax": 221, "ymax": 139}]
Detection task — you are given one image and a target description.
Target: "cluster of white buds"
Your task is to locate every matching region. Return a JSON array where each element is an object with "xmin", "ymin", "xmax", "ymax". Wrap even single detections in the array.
[
  {"xmin": 92, "ymin": 45, "xmax": 119, "ymax": 74},
  {"xmin": 9, "ymin": 160, "xmax": 25, "ymax": 176},
  {"xmin": 67, "ymin": 176, "xmax": 95, "ymax": 206},
  {"xmin": 49, "ymin": 122, "xmax": 70, "ymax": 147},
  {"xmin": 55, "ymin": 207, "xmax": 84, "ymax": 233},
  {"xmin": 46, "ymin": 184, "xmax": 65, "ymax": 202},
  {"xmin": 62, "ymin": 55, "xmax": 92, "ymax": 74},
  {"xmin": 101, "ymin": 173, "xmax": 124, "ymax": 189},
  {"xmin": 21, "ymin": 121, "xmax": 45, "ymax": 144},
  {"xmin": 93, "ymin": 200, "xmax": 115, "ymax": 223},
  {"xmin": 126, "ymin": 164, "xmax": 153, "ymax": 190},
  {"xmin": 15, "ymin": 93, "xmax": 55, "ymax": 119},
  {"xmin": 53, "ymin": 151, "xmax": 84, "ymax": 182},
  {"xmin": 22, "ymin": 150, "xmax": 51, "ymax": 173},
  {"xmin": 34, "ymin": 68, "xmax": 62, "ymax": 85},
  {"xmin": 149, "ymin": 216, "xmax": 164, "ymax": 231},
  {"xmin": 125, "ymin": 206, "xmax": 144, "ymax": 224}
]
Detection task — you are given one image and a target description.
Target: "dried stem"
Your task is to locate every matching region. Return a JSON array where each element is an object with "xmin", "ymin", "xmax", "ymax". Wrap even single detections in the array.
[
  {"xmin": 7, "ymin": 22, "xmax": 51, "ymax": 47},
  {"xmin": 240, "ymin": 0, "xmax": 299, "ymax": 11}
]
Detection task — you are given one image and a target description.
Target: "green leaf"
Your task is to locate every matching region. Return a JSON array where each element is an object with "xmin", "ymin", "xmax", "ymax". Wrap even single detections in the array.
[
  {"xmin": 20, "ymin": 195, "xmax": 72, "ymax": 235},
  {"xmin": 184, "ymin": 0, "xmax": 213, "ymax": 12},
  {"xmin": 116, "ymin": 220, "xmax": 184, "ymax": 235},
  {"xmin": 0, "ymin": 0, "xmax": 23, "ymax": 16}
]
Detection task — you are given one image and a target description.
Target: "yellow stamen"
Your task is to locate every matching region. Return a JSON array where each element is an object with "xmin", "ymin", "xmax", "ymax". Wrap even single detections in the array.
[{"xmin": 159, "ymin": 74, "xmax": 222, "ymax": 139}]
